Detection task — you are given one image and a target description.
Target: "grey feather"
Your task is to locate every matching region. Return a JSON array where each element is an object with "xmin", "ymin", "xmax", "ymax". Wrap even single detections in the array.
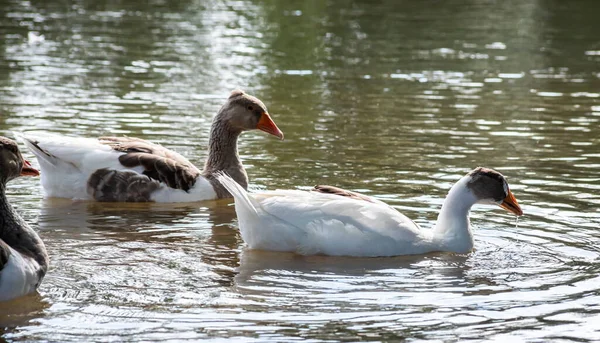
[{"xmin": 87, "ymin": 168, "xmax": 161, "ymax": 202}]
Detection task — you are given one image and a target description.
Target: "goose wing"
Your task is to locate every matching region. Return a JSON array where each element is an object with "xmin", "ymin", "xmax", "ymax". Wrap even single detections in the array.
[
  {"xmin": 312, "ymin": 185, "xmax": 392, "ymax": 207},
  {"xmin": 99, "ymin": 137, "xmax": 200, "ymax": 191},
  {"xmin": 248, "ymin": 190, "xmax": 426, "ymax": 256},
  {"xmin": 16, "ymin": 132, "xmax": 203, "ymax": 201}
]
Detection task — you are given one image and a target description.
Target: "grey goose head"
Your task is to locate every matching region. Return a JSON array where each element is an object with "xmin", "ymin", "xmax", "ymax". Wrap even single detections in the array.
[
  {"xmin": 0, "ymin": 137, "xmax": 39, "ymax": 183},
  {"xmin": 217, "ymin": 90, "xmax": 284, "ymax": 140},
  {"xmin": 466, "ymin": 167, "xmax": 523, "ymax": 216}
]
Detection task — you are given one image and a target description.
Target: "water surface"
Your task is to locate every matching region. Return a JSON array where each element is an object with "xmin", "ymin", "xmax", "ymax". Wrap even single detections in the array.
[{"xmin": 1, "ymin": 0, "xmax": 600, "ymax": 341}]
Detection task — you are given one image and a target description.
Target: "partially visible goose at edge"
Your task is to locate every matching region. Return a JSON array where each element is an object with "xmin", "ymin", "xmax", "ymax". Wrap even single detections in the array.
[
  {"xmin": 15, "ymin": 90, "xmax": 284, "ymax": 203},
  {"xmin": 0, "ymin": 137, "xmax": 48, "ymax": 302},
  {"xmin": 216, "ymin": 167, "xmax": 523, "ymax": 257}
]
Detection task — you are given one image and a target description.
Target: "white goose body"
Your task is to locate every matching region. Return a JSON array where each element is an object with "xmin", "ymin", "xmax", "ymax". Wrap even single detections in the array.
[
  {"xmin": 227, "ymin": 188, "xmax": 434, "ymax": 256},
  {"xmin": 216, "ymin": 168, "xmax": 522, "ymax": 257},
  {"xmin": 15, "ymin": 90, "xmax": 283, "ymax": 203},
  {"xmin": 0, "ymin": 246, "xmax": 43, "ymax": 302}
]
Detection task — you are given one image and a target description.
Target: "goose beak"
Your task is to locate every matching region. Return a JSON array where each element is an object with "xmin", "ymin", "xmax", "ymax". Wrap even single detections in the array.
[
  {"xmin": 499, "ymin": 190, "xmax": 523, "ymax": 216},
  {"xmin": 20, "ymin": 159, "xmax": 40, "ymax": 177},
  {"xmin": 257, "ymin": 112, "xmax": 284, "ymax": 140}
]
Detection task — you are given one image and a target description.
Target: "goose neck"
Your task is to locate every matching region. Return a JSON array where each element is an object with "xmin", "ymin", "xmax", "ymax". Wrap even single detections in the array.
[
  {"xmin": 202, "ymin": 117, "xmax": 248, "ymax": 195},
  {"xmin": 204, "ymin": 118, "xmax": 243, "ymax": 173},
  {"xmin": 0, "ymin": 184, "xmax": 49, "ymax": 272},
  {"xmin": 432, "ymin": 177, "xmax": 477, "ymax": 252},
  {"xmin": 0, "ymin": 184, "xmax": 13, "ymax": 220}
]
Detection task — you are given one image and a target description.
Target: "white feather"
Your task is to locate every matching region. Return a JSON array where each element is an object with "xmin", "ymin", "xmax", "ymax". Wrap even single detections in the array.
[
  {"xmin": 215, "ymin": 174, "xmax": 435, "ymax": 257},
  {"xmin": 151, "ymin": 177, "xmax": 217, "ymax": 202},
  {"xmin": 216, "ymin": 170, "xmax": 521, "ymax": 257},
  {"xmin": 0, "ymin": 246, "xmax": 41, "ymax": 301},
  {"xmin": 15, "ymin": 132, "xmax": 129, "ymax": 200}
]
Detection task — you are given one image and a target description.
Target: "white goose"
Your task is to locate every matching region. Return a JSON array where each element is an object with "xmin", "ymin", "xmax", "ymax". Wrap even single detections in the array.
[
  {"xmin": 0, "ymin": 137, "xmax": 48, "ymax": 301},
  {"xmin": 216, "ymin": 167, "xmax": 523, "ymax": 257},
  {"xmin": 15, "ymin": 90, "xmax": 283, "ymax": 203}
]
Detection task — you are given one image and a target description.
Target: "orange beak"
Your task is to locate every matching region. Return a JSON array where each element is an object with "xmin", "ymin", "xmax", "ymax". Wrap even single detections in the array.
[
  {"xmin": 20, "ymin": 160, "xmax": 40, "ymax": 177},
  {"xmin": 257, "ymin": 112, "xmax": 284, "ymax": 140},
  {"xmin": 499, "ymin": 190, "xmax": 523, "ymax": 216}
]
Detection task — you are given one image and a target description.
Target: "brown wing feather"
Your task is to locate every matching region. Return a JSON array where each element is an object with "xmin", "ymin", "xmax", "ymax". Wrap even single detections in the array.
[
  {"xmin": 312, "ymin": 185, "xmax": 377, "ymax": 203},
  {"xmin": 99, "ymin": 137, "xmax": 200, "ymax": 191},
  {"xmin": 87, "ymin": 168, "xmax": 161, "ymax": 202}
]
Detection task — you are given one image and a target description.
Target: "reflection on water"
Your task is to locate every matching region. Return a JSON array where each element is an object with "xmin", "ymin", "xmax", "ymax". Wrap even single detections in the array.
[
  {"xmin": 0, "ymin": 294, "xmax": 49, "ymax": 335},
  {"xmin": 1, "ymin": 0, "xmax": 600, "ymax": 341}
]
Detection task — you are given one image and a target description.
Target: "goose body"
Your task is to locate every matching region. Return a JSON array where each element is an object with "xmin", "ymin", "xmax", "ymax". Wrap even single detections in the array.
[
  {"xmin": 0, "ymin": 137, "xmax": 47, "ymax": 301},
  {"xmin": 15, "ymin": 133, "xmax": 216, "ymax": 202},
  {"xmin": 216, "ymin": 168, "xmax": 523, "ymax": 257},
  {"xmin": 0, "ymin": 245, "xmax": 44, "ymax": 301},
  {"xmin": 16, "ymin": 90, "xmax": 283, "ymax": 203}
]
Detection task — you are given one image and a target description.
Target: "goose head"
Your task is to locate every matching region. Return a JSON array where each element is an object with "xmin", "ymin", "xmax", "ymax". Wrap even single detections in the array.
[
  {"xmin": 0, "ymin": 137, "xmax": 40, "ymax": 183},
  {"xmin": 466, "ymin": 167, "xmax": 523, "ymax": 216},
  {"xmin": 216, "ymin": 90, "xmax": 284, "ymax": 140}
]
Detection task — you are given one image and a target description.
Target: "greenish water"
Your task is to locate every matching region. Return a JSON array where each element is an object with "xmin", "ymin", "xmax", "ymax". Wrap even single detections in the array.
[{"xmin": 1, "ymin": 0, "xmax": 600, "ymax": 341}]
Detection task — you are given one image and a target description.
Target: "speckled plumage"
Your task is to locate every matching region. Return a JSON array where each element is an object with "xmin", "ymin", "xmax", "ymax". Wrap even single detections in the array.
[
  {"xmin": 16, "ymin": 90, "xmax": 283, "ymax": 203},
  {"xmin": 100, "ymin": 136, "xmax": 200, "ymax": 192},
  {"xmin": 87, "ymin": 168, "xmax": 161, "ymax": 202}
]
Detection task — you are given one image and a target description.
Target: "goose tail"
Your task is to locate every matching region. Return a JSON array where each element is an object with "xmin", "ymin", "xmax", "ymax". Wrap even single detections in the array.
[
  {"xmin": 215, "ymin": 172, "xmax": 259, "ymax": 217},
  {"xmin": 13, "ymin": 131, "xmax": 60, "ymax": 168}
]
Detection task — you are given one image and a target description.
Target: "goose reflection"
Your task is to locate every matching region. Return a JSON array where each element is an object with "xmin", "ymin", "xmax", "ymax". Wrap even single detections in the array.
[
  {"xmin": 0, "ymin": 293, "xmax": 50, "ymax": 333},
  {"xmin": 234, "ymin": 249, "xmax": 474, "ymax": 292},
  {"xmin": 38, "ymin": 198, "xmax": 224, "ymax": 242},
  {"xmin": 233, "ymin": 248, "xmax": 544, "ymax": 309},
  {"xmin": 37, "ymin": 198, "xmax": 241, "ymax": 288}
]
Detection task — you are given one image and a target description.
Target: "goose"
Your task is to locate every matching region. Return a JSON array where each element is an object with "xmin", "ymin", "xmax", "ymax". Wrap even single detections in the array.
[
  {"xmin": 15, "ymin": 90, "xmax": 284, "ymax": 203},
  {"xmin": 0, "ymin": 137, "xmax": 48, "ymax": 301},
  {"xmin": 215, "ymin": 167, "xmax": 523, "ymax": 257}
]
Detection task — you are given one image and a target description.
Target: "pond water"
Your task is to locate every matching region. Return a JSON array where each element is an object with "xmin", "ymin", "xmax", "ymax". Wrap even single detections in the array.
[{"xmin": 1, "ymin": 0, "xmax": 600, "ymax": 341}]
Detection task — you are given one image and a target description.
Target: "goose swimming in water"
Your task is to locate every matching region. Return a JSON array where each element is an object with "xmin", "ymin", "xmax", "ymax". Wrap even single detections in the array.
[
  {"xmin": 216, "ymin": 167, "xmax": 523, "ymax": 257},
  {"xmin": 16, "ymin": 90, "xmax": 283, "ymax": 203},
  {"xmin": 0, "ymin": 137, "xmax": 48, "ymax": 301}
]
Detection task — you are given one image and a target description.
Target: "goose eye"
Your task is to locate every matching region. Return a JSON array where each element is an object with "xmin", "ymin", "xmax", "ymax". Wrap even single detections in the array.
[{"xmin": 247, "ymin": 105, "xmax": 254, "ymax": 111}]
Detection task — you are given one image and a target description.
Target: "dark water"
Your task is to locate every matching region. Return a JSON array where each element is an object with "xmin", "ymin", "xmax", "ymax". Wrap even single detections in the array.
[{"xmin": 1, "ymin": 0, "xmax": 600, "ymax": 341}]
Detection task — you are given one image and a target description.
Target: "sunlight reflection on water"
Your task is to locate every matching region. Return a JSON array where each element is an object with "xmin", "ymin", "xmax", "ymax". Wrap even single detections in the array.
[{"xmin": 1, "ymin": 0, "xmax": 600, "ymax": 342}]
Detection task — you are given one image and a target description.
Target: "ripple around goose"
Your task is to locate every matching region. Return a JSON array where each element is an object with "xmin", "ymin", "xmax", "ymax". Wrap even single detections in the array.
[
  {"xmin": 15, "ymin": 90, "xmax": 284, "ymax": 203},
  {"xmin": 216, "ymin": 167, "xmax": 523, "ymax": 257}
]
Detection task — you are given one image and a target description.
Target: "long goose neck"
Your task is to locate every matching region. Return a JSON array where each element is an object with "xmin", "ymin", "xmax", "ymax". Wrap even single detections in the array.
[
  {"xmin": 202, "ymin": 116, "xmax": 248, "ymax": 197},
  {"xmin": 0, "ymin": 184, "xmax": 22, "ymax": 234},
  {"xmin": 0, "ymin": 184, "xmax": 48, "ymax": 272},
  {"xmin": 432, "ymin": 176, "xmax": 478, "ymax": 253}
]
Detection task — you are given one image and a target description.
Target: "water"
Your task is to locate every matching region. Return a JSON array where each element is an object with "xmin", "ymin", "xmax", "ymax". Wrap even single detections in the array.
[{"xmin": 1, "ymin": 0, "xmax": 600, "ymax": 341}]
